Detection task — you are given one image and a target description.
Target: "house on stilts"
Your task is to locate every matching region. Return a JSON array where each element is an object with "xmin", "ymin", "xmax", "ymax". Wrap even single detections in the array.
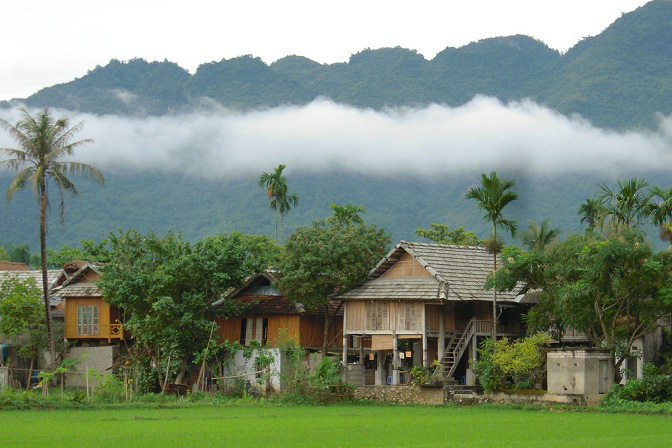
[{"xmin": 335, "ymin": 241, "xmax": 530, "ymax": 386}]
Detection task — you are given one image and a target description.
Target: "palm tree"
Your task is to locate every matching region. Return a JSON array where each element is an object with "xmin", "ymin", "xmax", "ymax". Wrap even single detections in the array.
[
  {"xmin": 645, "ymin": 186, "xmax": 672, "ymax": 247},
  {"xmin": 328, "ymin": 204, "xmax": 366, "ymax": 226},
  {"xmin": 277, "ymin": 187, "xmax": 298, "ymax": 243},
  {"xmin": 465, "ymin": 171, "xmax": 518, "ymax": 342},
  {"xmin": 578, "ymin": 198, "xmax": 603, "ymax": 230},
  {"xmin": 258, "ymin": 164, "xmax": 298, "ymax": 243},
  {"xmin": 0, "ymin": 108, "xmax": 104, "ymax": 370},
  {"xmin": 521, "ymin": 219, "xmax": 560, "ymax": 251},
  {"xmin": 598, "ymin": 177, "xmax": 650, "ymax": 230}
]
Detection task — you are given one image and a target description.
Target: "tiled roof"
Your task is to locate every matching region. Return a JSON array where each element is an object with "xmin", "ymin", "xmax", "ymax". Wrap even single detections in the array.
[
  {"xmin": 0, "ymin": 269, "xmax": 64, "ymax": 291},
  {"xmin": 0, "ymin": 261, "xmax": 30, "ymax": 270},
  {"xmin": 215, "ymin": 272, "xmax": 343, "ymax": 316},
  {"xmin": 55, "ymin": 283, "xmax": 101, "ymax": 298},
  {"xmin": 335, "ymin": 277, "xmax": 440, "ymax": 301},
  {"xmin": 339, "ymin": 241, "xmax": 525, "ymax": 302}
]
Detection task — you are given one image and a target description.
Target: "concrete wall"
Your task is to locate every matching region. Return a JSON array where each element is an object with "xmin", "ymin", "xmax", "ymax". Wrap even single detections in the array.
[
  {"xmin": 547, "ymin": 349, "xmax": 613, "ymax": 405},
  {"xmin": 64, "ymin": 346, "xmax": 119, "ymax": 388},
  {"xmin": 221, "ymin": 348, "xmax": 284, "ymax": 393}
]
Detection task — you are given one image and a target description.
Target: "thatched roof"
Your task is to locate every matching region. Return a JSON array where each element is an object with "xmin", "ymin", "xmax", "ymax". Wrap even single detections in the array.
[{"xmin": 336, "ymin": 241, "xmax": 525, "ymax": 302}]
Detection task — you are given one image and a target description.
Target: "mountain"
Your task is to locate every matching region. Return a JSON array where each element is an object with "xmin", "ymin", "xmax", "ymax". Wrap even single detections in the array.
[
  {"xmin": 0, "ymin": 2, "xmax": 671, "ymax": 253},
  {"xmin": 4, "ymin": 1, "xmax": 671, "ymax": 129}
]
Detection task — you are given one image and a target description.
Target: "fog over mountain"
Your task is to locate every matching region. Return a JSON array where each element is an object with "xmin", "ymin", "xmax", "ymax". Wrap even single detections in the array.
[{"xmin": 2, "ymin": 98, "xmax": 671, "ymax": 179}]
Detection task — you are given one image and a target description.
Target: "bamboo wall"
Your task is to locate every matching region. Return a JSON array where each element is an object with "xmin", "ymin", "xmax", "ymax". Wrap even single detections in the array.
[{"xmin": 380, "ymin": 253, "xmax": 432, "ymax": 278}]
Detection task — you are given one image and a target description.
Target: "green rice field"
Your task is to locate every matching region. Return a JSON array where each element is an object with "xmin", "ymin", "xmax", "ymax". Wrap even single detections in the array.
[{"xmin": 1, "ymin": 405, "xmax": 670, "ymax": 447}]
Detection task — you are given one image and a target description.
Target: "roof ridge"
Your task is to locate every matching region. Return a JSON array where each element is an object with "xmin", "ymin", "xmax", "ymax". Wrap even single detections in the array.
[{"xmin": 401, "ymin": 240, "xmax": 488, "ymax": 251}]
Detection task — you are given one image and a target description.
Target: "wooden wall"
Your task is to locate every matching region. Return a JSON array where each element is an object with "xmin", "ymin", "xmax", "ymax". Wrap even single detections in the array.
[
  {"xmin": 215, "ymin": 314, "xmax": 343, "ymax": 348},
  {"xmin": 64, "ymin": 297, "xmax": 111, "ymax": 339}
]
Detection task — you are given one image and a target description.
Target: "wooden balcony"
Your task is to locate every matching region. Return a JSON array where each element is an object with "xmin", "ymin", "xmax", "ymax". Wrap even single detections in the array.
[{"xmin": 108, "ymin": 323, "xmax": 124, "ymax": 342}]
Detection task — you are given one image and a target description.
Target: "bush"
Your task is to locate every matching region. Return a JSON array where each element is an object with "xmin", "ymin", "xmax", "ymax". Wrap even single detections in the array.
[
  {"xmin": 473, "ymin": 333, "xmax": 551, "ymax": 392},
  {"xmin": 603, "ymin": 363, "xmax": 672, "ymax": 404}
]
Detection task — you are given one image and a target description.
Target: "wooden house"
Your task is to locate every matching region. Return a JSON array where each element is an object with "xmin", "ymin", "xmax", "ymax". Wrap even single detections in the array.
[
  {"xmin": 335, "ymin": 241, "xmax": 529, "ymax": 386},
  {"xmin": 214, "ymin": 271, "xmax": 342, "ymax": 351},
  {"xmin": 52, "ymin": 262, "xmax": 126, "ymax": 344}
]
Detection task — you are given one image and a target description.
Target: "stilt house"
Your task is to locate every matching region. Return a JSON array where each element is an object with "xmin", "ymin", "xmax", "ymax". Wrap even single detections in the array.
[{"xmin": 336, "ymin": 241, "xmax": 528, "ymax": 386}]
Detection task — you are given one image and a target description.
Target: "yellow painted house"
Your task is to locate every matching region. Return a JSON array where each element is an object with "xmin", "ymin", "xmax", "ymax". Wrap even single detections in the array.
[{"xmin": 53, "ymin": 262, "xmax": 125, "ymax": 344}]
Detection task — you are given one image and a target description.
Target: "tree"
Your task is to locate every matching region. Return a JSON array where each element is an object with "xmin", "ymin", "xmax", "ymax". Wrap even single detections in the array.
[
  {"xmin": 494, "ymin": 230, "xmax": 672, "ymax": 381},
  {"xmin": 278, "ymin": 220, "xmax": 390, "ymax": 355},
  {"xmin": 258, "ymin": 164, "xmax": 299, "ymax": 243},
  {"xmin": 578, "ymin": 198, "xmax": 604, "ymax": 230},
  {"xmin": 328, "ymin": 204, "xmax": 366, "ymax": 226},
  {"xmin": 465, "ymin": 171, "xmax": 518, "ymax": 341},
  {"xmin": 99, "ymin": 230, "xmax": 279, "ymax": 386},
  {"xmin": 0, "ymin": 108, "xmax": 104, "ymax": 370},
  {"xmin": 645, "ymin": 186, "xmax": 672, "ymax": 247},
  {"xmin": 414, "ymin": 223, "xmax": 481, "ymax": 246},
  {"xmin": 521, "ymin": 219, "xmax": 560, "ymax": 252},
  {"xmin": 46, "ymin": 239, "xmax": 111, "ymax": 268},
  {"xmin": 598, "ymin": 177, "xmax": 650, "ymax": 230},
  {"xmin": 0, "ymin": 277, "xmax": 47, "ymax": 377}
]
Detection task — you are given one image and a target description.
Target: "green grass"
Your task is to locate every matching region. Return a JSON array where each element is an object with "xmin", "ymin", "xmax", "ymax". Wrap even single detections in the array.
[{"xmin": 1, "ymin": 405, "xmax": 671, "ymax": 447}]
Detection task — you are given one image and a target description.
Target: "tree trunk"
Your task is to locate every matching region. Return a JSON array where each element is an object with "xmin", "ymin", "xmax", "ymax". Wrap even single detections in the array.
[
  {"xmin": 39, "ymin": 183, "xmax": 57, "ymax": 371},
  {"xmin": 322, "ymin": 303, "xmax": 330, "ymax": 357},
  {"xmin": 492, "ymin": 224, "xmax": 497, "ymax": 343},
  {"xmin": 275, "ymin": 206, "xmax": 279, "ymax": 243}
]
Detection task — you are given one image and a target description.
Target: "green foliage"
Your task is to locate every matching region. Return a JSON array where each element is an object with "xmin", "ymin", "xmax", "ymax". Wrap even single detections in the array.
[
  {"xmin": 410, "ymin": 360, "xmax": 442, "ymax": 385},
  {"xmin": 414, "ymin": 224, "xmax": 481, "ymax": 246},
  {"xmin": 46, "ymin": 239, "xmax": 111, "ymax": 268},
  {"xmin": 99, "ymin": 230, "xmax": 280, "ymax": 383},
  {"xmin": 328, "ymin": 204, "xmax": 366, "ymax": 227},
  {"xmin": 602, "ymin": 363, "xmax": 672, "ymax": 404},
  {"xmin": 279, "ymin": 220, "xmax": 390, "ymax": 307},
  {"xmin": 279, "ymin": 219, "xmax": 389, "ymax": 351},
  {"xmin": 496, "ymin": 229, "xmax": 672, "ymax": 376},
  {"xmin": 0, "ymin": 277, "xmax": 46, "ymax": 360},
  {"xmin": 473, "ymin": 334, "xmax": 551, "ymax": 391},
  {"xmin": 521, "ymin": 219, "xmax": 560, "ymax": 251},
  {"xmin": 472, "ymin": 339, "xmax": 507, "ymax": 392}
]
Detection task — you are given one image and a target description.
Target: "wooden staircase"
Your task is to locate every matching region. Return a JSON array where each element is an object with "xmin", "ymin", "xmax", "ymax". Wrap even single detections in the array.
[{"xmin": 442, "ymin": 318, "xmax": 482, "ymax": 381}]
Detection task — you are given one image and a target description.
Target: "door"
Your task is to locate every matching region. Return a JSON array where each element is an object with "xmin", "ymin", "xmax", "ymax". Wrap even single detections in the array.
[{"xmin": 598, "ymin": 360, "xmax": 608, "ymax": 394}]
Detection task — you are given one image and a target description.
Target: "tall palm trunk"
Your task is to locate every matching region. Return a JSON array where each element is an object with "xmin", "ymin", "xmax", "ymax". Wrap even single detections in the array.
[
  {"xmin": 492, "ymin": 224, "xmax": 497, "ymax": 342},
  {"xmin": 39, "ymin": 183, "xmax": 57, "ymax": 371},
  {"xmin": 275, "ymin": 206, "xmax": 279, "ymax": 243},
  {"xmin": 280, "ymin": 213, "xmax": 284, "ymax": 244}
]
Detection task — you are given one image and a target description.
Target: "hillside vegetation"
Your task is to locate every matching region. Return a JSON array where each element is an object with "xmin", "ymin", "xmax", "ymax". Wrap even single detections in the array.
[{"xmin": 4, "ymin": 1, "xmax": 672, "ymax": 129}]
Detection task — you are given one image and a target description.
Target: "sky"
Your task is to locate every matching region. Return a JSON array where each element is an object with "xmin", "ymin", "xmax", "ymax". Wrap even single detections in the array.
[{"xmin": 0, "ymin": 0, "xmax": 651, "ymax": 101}]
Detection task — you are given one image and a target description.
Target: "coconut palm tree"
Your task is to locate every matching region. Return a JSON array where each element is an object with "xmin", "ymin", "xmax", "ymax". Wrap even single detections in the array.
[
  {"xmin": 465, "ymin": 171, "xmax": 517, "ymax": 342},
  {"xmin": 258, "ymin": 164, "xmax": 298, "ymax": 243},
  {"xmin": 645, "ymin": 186, "xmax": 672, "ymax": 247},
  {"xmin": 328, "ymin": 204, "xmax": 366, "ymax": 226},
  {"xmin": 0, "ymin": 108, "xmax": 104, "ymax": 370},
  {"xmin": 521, "ymin": 219, "xmax": 560, "ymax": 252},
  {"xmin": 598, "ymin": 177, "xmax": 650, "ymax": 230},
  {"xmin": 578, "ymin": 198, "xmax": 603, "ymax": 230}
]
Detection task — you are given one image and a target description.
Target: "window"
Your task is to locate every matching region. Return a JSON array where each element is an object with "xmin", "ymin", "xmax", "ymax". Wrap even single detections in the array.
[
  {"xmin": 398, "ymin": 303, "xmax": 422, "ymax": 331},
  {"xmin": 77, "ymin": 306, "xmax": 99, "ymax": 336},
  {"xmin": 365, "ymin": 302, "xmax": 390, "ymax": 331}
]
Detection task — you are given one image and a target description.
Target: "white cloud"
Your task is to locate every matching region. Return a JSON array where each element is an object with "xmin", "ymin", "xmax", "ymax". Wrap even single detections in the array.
[{"xmin": 1, "ymin": 97, "xmax": 671, "ymax": 179}]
